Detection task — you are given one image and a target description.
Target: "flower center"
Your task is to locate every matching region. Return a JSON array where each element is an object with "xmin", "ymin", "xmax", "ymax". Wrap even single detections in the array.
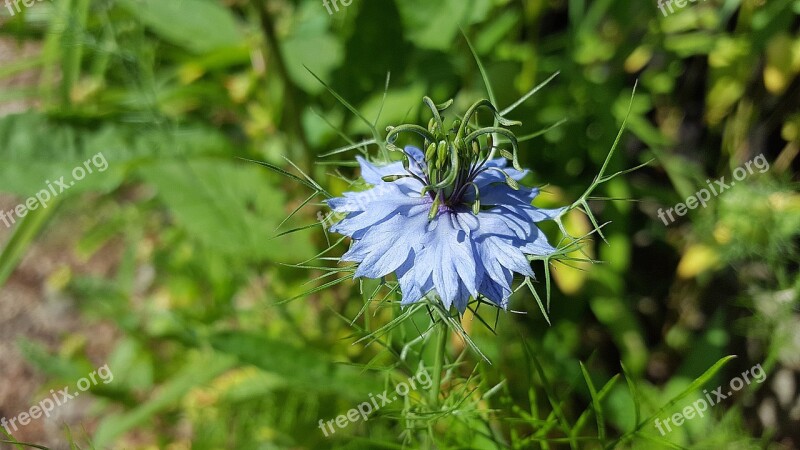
[{"xmin": 386, "ymin": 97, "xmax": 523, "ymax": 220}]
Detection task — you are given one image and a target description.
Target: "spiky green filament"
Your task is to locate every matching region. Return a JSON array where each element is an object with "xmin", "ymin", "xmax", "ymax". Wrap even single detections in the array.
[{"xmin": 384, "ymin": 97, "xmax": 522, "ymax": 218}]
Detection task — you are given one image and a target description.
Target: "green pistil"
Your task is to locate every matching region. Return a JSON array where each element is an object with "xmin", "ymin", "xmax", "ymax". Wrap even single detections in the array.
[{"xmin": 386, "ymin": 97, "xmax": 522, "ymax": 219}]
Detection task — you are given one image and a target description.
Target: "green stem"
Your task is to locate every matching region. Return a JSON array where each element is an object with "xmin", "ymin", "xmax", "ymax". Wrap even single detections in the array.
[
  {"xmin": 430, "ymin": 321, "xmax": 448, "ymax": 405},
  {"xmin": 256, "ymin": 1, "xmax": 311, "ymax": 166},
  {"xmin": 424, "ymin": 321, "xmax": 448, "ymax": 450}
]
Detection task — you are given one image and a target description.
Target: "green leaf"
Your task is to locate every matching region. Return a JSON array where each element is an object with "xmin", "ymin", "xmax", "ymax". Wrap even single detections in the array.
[
  {"xmin": 395, "ymin": 0, "xmax": 490, "ymax": 51},
  {"xmin": 524, "ymin": 278, "xmax": 551, "ymax": 326},
  {"xmin": 16, "ymin": 338, "xmax": 89, "ymax": 381},
  {"xmin": 579, "ymin": 362, "xmax": 607, "ymax": 442},
  {"xmin": 0, "ymin": 113, "xmax": 228, "ymax": 197},
  {"xmin": 620, "ymin": 362, "xmax": 641, "ymax": 428},
  {"xmin": 0, "ymin": 439, "xmax": 48, "ymax": 450},
  {"xmin": 208, "ymin": 331, "xmax": 384, "ymax": 398},
  {"xmin": 283, "ymin": 34, "xmax": 344, "ymax": 95},
  {"xmin": 353, "ymin": 85, "xmax": 426, "ymax": 134},
  {"xmin": 139, "ymin": 159, "xmax": 315, "ymax": 263},
  {"xmin": 93, "ymin": 352, "xmax": 237, "ymax": 447},
  {"xmin": 573, "ymin": 373, "xmax": 619, "ymax": 437},
  {"xmin": 116, "ymin": 0, "xmax": 245, "ymax": 54},
  {"xmin": 522, "ymin": 339, "xmax": 578, "ymax": 449},
  {"xmin": 641, "ymin": 355, "xmax": 738, "ymax": 427},
  {"xmin": 611, "ymin": 355, "xmax": 738, "ymax": 448},
  {"xmin": 0, "ymin": 200, "xmax": 57, "ymax": 288}
]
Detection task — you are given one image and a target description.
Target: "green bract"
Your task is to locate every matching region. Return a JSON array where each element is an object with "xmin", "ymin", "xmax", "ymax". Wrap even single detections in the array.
[{"xmin": 384, "ymin": 97, "xmax": 523, "ymax": 220}]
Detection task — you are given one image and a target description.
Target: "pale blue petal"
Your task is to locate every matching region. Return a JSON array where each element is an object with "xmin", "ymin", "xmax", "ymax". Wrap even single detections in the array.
[
  {"xmin": 351, "ymin": 204, "xmax": 429, "ymax": 278},
  {"xmin": 356, "ymin": 156, "xmax": 405, "ymax": 185},
  {"xmin": 330, "ymin": 195, "xmax": 427, "ymax": 238},
  {"xmin": 404, "ymin": 146, "xmax": 428, "ymax": 178}
]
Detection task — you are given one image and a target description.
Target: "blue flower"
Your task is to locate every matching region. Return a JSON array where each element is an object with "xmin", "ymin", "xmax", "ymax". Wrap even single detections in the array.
[{"xmin": 327, "ymin": 145, "xmax": 562, "ymax": 313}]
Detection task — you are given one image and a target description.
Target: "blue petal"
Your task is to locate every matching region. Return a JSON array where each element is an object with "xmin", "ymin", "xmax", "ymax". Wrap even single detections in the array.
[
  {"xmin": 477, "ymin": 158, "xmax": 529, "ymax": 183},
  {"xmin": 350, "ymin": 204, "xmax": 430, "ymax": 278},
  {"xmin": 520, "ymin": 229, "xmax": 557, "ymax": 255},
  {"xmin": 478, "ymin": 269, "xmax": 513, "ymax": 307},
  {"xmin": 330, "ymin": 194, "xmax": 427, "ymax": 238},
  {"xmin": 478, "ymin": 183, "xmax": 539, "ymax": 205},
  {"xmin": 396, "ymin": 254, "xmax": 422, "ymax": 304},
  {"xmin": 478, "ymin": 235, "xmax": 535, "ymax": 278},
  {"xmin": 327, "ymin": 185, "xmax": 397, "ymax": 213},
  {"xmin": 356, "ymin": 156, "xmax": 405, "ymax": 185},
  {"xmin": 474, "ymin": 208, "xmax": 527, "ymax": 239},
  {"xmin": 452, "ymin": 281, "xmax": 473, "ymax": 313},
  {"xmin": 413, "ymin": 212, "xmax": 481, "ymax": 309},
  {"xmin": 506, "ymin": 204, "xmax": 564, "ymax": 223},
  {"xmin": 484, "ymin": 207, "xmax": 558, "ymax": 256},
  {"xmin": 404, "ymin": 146, "xmax": 428, "ymax": 178}
]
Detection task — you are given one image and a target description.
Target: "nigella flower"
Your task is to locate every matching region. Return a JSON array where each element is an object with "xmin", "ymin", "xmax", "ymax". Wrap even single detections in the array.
[{"xmin": 326, "ymin": 98, "xmax": 563, "ymax": 313}]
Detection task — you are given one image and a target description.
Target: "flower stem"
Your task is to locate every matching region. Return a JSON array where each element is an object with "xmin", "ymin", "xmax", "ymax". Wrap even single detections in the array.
[
  {"xmin": 424, "ymin": 321, "xmax": 448, "ymax": 449},
  {"xmin": 430, "ymin": 321, "xmax": 448, "ymax": 406}
]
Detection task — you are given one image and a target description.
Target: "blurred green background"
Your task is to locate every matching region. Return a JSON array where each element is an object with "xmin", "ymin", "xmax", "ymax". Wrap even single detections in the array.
[{"xmin": 0, "ymin": 0, "xmax": 798, "ymax": 448}]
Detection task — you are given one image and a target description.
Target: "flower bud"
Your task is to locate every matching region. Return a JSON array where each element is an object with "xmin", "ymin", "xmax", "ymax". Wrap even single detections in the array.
[
  {"xmin": 436, "ymin": 141, "xmax": 448, "ymax": 169},
  {"xmin": 425, "ymin": 142, "xmax": 437, "ymax": 161}
]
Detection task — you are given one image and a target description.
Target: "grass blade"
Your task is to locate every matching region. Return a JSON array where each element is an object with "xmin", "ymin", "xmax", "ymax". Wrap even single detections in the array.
[
  {"xmin": 579, "ymin": 362, "xmax": 606, "ymax": 442},
  {"xmin": 499, "ymin": 71, "xmax": 560, "ymax": 116}
]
